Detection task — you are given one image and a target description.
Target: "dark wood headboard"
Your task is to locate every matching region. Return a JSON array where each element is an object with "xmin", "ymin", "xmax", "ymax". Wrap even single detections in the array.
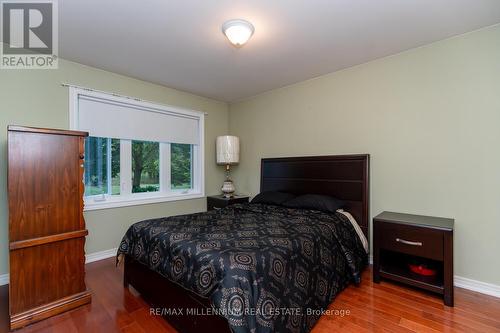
[{"xmin": 260, "ymin": 154, "xmax": 370, "ymax": 239}]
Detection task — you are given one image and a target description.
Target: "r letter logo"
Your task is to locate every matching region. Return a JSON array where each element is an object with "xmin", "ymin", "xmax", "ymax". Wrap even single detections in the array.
[{"xmin": 1, "ymin": 0, "xmax": 58, "ymax": 69}]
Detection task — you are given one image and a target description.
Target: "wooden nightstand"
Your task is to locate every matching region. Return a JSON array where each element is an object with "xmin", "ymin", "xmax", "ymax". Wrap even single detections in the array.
[
  {"xmin": 373, "ymin": 211, "xmax": 454, "ymax": 306},
  {"xmin": 207, "ymin": 195, "xmax": 249, "ymax": 211}
]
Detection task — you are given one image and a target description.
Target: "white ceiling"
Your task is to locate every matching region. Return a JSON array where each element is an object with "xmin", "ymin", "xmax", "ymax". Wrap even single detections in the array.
[{"xmin": 59, "ymin": 0, "xmax": 500, "ymax": 102}]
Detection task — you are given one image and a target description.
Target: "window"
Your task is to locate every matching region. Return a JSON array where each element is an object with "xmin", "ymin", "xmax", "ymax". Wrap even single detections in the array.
[
  {"xmin": 171, "ymin": 143, "xmax": 192, "ymax": 190},
  {"xmin": 84, "ymin": 137, "xmax": 120, "ymax": 196},
  {"xmin": 132, "ymin": 140, "xmax": 159, "ymax": 193},
  {"xmin": 70, "ymin": 87, "xmax": 204, "ymax": 210}
]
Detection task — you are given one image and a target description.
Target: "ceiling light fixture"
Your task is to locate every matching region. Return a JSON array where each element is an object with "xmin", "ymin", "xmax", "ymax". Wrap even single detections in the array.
[{"xmin": 222, "ymin": 19, "xmax": 255, "ymax": 47}]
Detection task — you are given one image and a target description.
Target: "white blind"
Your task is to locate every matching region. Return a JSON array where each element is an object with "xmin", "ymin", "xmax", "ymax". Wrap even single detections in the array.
[{"xmin": 76, "ymin": 94, "xmax": 201, "ymax": 145}]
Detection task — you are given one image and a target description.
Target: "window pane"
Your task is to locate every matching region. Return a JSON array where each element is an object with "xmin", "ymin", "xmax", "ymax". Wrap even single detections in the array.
[
  {"xmin": 132, "ymin": 140, "xmax": 159, "ymax": 193},
  {"xmin": 171, "ymin": 143, "xmax": 192, "ymax": 190},
  {"xmin": 84, "ymin": 137, "xmax": 120, "ymax": 197},
  {"xmin": 84, "ymin": 137, "xmax": 107, "ymax": 196}
]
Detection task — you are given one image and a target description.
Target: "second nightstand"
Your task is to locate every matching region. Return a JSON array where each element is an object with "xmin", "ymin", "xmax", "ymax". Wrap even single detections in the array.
[
  {"xmin": 373, "ymin": 211, "xmax": 454, "ymax": 306},
  {"xmin": 207, "ymin": 195, "xmax": 249, "ymax": 211}
]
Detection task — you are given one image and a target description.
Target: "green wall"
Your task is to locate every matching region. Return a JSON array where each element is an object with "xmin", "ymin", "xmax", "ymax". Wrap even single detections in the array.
[
  {"xmin": 2, "ymin": 25, "xmax": 500, "ymax": 287},
  {"xmin": 229, "ymin": 25, "xmax": 500, "ymax": 285},
  {"xmin": 0, "ymin": 59, "xmax": 229, "ymax": 275}
]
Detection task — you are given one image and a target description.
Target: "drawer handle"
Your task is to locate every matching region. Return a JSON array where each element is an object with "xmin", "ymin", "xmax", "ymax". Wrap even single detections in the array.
[
  {"xmin": 213, "ymin": 207, "xmax": 222, "ymax": 210},
  {"xmin": 396, "ymin": 238, "xmax": 422, "ymax": 246}
]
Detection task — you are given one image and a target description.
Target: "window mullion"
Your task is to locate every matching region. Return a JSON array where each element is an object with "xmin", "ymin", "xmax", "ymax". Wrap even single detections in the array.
[
  {"xmin": 106, "ymin": 138, "xmax": 112, "ymax": 195},
  {"xmin": 189, "ymin": 145, "xmax": 193, "ymax": 190},
  {"xmin": 192, "ymin": 145, "xmax": 200, "ymax": 192},
  {"xmin": 160, "ymin": 143, "xmax": 171, "ymax": 194},
  {"xmin": 120, "ymin": 140, "xmax": 132, "ymax": 195}
]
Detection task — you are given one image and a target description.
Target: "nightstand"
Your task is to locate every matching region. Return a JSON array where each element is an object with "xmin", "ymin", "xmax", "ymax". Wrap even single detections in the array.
[
  {"xmin": 373, "ymin": 211, "xmax": 454, "ymax": 306},
  {"xmin": 207, "ymin": 195, "xmax": 249, "ymax": 211}
]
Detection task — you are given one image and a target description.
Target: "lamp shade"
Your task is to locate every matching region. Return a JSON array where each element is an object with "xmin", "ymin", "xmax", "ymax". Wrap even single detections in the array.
[{"xmin": 216, "ymin": 135, "xmax": 240, "ymax": 165}]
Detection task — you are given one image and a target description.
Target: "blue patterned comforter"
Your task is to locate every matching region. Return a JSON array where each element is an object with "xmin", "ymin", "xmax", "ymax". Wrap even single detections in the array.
[{"xmin": 117, "ymin": 203, "xmax": 367, "ymax": 333}]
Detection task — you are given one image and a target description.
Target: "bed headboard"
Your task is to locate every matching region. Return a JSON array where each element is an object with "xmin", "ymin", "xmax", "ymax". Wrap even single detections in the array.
[{"xmin": 260, "ymin": 154, "xmax": 370, "ymax": 240}]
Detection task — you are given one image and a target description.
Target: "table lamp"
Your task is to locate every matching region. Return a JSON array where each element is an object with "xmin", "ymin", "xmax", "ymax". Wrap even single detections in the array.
[{"xmin": 216, "ymin": 135, "xmax": 239, "ymax": 197}]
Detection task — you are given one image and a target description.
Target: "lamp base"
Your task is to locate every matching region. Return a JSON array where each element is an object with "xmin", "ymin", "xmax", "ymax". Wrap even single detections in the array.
[{"xmin": 221, "ymin": 180, "xmax": 235, "ymax": 198}]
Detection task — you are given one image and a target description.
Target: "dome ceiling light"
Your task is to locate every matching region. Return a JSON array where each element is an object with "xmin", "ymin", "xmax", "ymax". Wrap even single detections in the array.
[{"xmin": 222, "ymin": 19, "xmax": 255, "ymax": 47}]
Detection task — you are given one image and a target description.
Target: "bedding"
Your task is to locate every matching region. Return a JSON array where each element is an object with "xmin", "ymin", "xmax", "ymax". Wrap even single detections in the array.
[
  {"xmin": 336, "ymin": 209, "xmax": 369, "ymax": 253},
  {"xmin": 117, "ymin": 203, "xmax": 367, "ymax": 333}
]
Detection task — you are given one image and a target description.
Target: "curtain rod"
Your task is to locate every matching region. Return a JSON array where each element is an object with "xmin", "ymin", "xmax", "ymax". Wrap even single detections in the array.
[{"xmin": 60, "ymin": 83, "xmax": 208, "ymax": 115}]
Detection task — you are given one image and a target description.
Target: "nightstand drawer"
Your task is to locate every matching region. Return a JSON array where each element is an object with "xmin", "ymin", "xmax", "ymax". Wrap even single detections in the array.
[{"xmin": 378, "ymin": 222, "xmax": 443, "ymax": 260}]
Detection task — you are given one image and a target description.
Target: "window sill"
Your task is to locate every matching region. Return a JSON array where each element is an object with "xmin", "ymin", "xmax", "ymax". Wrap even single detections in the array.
[{"xmin": 84, "ymin": 192, "xmax": 205, "ymax": 211}]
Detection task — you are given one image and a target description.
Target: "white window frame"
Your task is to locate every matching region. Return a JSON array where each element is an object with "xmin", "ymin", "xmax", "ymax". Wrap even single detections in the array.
[{"xmin": 69, "ymin": 87, "xmax": 205, "ymax": 211}]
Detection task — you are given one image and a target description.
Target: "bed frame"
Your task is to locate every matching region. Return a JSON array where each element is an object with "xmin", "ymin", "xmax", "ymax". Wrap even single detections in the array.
[{"xmin": 123, "ymin": 154, "xmax": 370, "ymax": 333}]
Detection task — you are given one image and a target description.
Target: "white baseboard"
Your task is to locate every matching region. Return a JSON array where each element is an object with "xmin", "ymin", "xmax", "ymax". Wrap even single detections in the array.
[
  {"xmin": 368, "ymin": 254, "xmax": 500, "ymax": 299},
  {"xmin": 85, "ymin": 247, "xmax": 118, "ymax": 264},
  {"xmin": 1, "ymin": 249, "xmax": 499, "ymax": 299},
  {"xmin": 454, "ymin": 276, "xmax": 500, "ymax": 298},
  {"xmin": 0, "ymin": 247, "xmax": 119, "ymax": 286},
  {"xmin": 0, "ymin": 274, "xmax": 8, "ymax": 286}
]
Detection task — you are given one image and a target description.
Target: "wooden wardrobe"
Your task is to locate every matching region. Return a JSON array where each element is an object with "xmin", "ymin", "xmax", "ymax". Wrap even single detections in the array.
[{"xmin": 8, "ymin": 126, "xmax": 91, "ymax": 330}]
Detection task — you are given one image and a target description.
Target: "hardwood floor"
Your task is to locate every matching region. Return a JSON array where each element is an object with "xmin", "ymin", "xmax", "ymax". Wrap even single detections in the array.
[{"xmin": 1, "ymin": 258, "xmax": 499, "ymax": 333}]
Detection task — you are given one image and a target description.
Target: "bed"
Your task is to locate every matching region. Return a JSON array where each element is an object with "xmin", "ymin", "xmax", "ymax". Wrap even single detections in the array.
[{"xmin": 118, "ymin": 154, "xmax": 369, "ymax": 333}]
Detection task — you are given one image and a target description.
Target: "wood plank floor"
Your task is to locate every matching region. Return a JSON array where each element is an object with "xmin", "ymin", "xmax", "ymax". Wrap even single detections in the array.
[{"xmin": 1, "ymin": 258, "xmax": 499, "ymax": 333}]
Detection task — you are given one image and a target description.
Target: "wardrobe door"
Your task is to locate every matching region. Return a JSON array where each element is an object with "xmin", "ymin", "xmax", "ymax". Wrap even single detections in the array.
[{"xmin": 8, "ymin": 126, "xmax": 91, "ymax": 330}]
